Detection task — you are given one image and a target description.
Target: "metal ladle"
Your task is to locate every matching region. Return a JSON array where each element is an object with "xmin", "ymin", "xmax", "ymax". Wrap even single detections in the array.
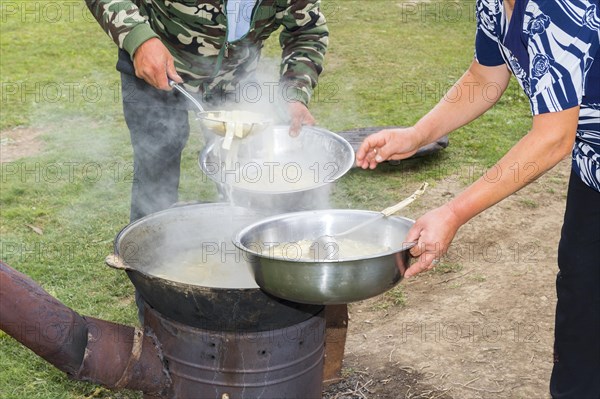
[
  {"xmin": 311, "ymin": 182, "xmax": 428, "ymax": 260},
  {"xmin": 169, "ymin": 79, "xmax": 206, "ymax": 112},
  {"xmin": 169, "ymin": 80, "xmax": 272, "ymax": 142}
]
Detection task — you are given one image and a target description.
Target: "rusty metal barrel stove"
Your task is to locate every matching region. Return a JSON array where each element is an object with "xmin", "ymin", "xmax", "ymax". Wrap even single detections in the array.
[{"xmin": 143, "ymin": 305, "xmax": 324, "ymax": 398}]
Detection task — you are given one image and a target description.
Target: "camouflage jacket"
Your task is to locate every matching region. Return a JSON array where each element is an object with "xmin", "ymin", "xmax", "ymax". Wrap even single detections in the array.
[{"xmin": 85, "ymin": 0, "xmax": 329, "ymax": 105}]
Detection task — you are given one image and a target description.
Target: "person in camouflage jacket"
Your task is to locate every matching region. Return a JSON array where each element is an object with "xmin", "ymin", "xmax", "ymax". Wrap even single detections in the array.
[
  {"xmin": 85, "ymin": 0, "xmax": 329, "ymax": 221},
  {"xmin": 86, "ymin": 0, "xmax": 328, "ymax": 107}
]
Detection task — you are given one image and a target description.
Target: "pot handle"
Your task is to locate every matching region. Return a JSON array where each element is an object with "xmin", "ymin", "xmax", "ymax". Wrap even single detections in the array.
[{"xmin": 105, "ymin": 254, "xmax": 132, "ymax": 271}]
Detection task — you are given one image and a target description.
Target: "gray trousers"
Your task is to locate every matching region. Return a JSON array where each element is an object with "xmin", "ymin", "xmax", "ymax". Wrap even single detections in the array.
[{"xmin": 121, "ymin": 72, "xmax": 190, "ymax": 222}]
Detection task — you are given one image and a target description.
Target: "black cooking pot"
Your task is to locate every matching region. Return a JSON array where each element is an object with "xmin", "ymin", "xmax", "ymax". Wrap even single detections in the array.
[{"xmin": 106, "ymin": 203, "xmax": 322, "ymax": 331}]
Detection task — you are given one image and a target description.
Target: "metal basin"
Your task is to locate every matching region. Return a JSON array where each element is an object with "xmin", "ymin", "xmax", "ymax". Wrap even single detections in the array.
[
  {"xmin": 199, "ymin": 125, "xmax": 355, "ymax": 214},
  {"xmin": 234, "ymin": 210, "xmax": 415, "ymax": 305}
]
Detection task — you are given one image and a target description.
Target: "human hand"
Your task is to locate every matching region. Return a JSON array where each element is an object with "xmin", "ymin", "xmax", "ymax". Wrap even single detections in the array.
[
  {"xmin": 288, "ymin": 102, "xmax": 316, "ymax": 137},
  {"xmin": 403, "ymin": 204, "xmax": 462, "ymax": 278},
  {"xmin": 133, "ymin": 38, "xmax": 183, "ymax": 90},
  {"xmin": 355, "ymin": 127, "xmax": 424, "ymax": 169}
]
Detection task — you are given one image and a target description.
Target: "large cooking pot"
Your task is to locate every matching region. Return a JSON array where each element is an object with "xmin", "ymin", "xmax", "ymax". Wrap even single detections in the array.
[
  {"xmin": 199, "ymin": 125, "xmax": 355, "ymax": 214},
  {"xmin": 107, "ymin": 203, "xmax": 322, "ymax": 331}
]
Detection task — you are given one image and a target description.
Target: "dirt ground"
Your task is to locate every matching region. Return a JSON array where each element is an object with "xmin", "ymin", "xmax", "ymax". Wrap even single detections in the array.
[
  {"xmin": 324, "ymin": 158, "xmax": 570, "ymax": 399},
  {"xmin": 0, "ymin": 127, "xmax": 45, "ymax": 163}
]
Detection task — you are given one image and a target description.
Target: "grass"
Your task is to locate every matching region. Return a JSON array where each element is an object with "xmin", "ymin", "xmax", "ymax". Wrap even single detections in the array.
[
  {"xmin": 432, "ymin": 261, "xmax": 463, "ymax": 275},
  {"xmin": 373, "ymin": 286, "xmax": 407, "ymax": 311},
  {"xmin": 471, "ymin": 274, "xmax": 487, "ymax": 282},
  {"xmin": 0, "ymin": 1, "xmax": 533, "ymax": 397},
  {"xmin": 518, "ymin": 198, "xmax": 539, "ymax": 209}
]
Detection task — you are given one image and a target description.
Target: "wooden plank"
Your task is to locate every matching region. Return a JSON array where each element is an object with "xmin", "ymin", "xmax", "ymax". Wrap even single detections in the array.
[{"xmin": 322, "ymin": 304, "xmax": 349, "ymax": 386}]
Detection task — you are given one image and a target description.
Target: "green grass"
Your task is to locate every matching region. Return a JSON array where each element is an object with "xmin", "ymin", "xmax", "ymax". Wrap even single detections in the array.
[
  {"xmin": 372, "ymin": 286, "xmax": 407, "ymax": 311},
  {"xmin": 518, "ymin": 198, "xmax": 539, "ymax": 209},
  {"xmin": 1, "ymin": 1, "xmax": 533, "ymax": 397},
  {"xmin": 432, "ymin": 261, "xmax": 463, "ymax": 275}
]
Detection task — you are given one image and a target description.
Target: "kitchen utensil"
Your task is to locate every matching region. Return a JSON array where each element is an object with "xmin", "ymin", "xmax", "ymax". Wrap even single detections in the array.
[
  {"xmin": 169, "ymin": 80, "xmax": 271, "ymax": 140},
  {"xmin": 312, "ymin": 182, "xmax": 428, "ymax": 260},
  {"xmin": 169, "ymin": 79, "xmax": 206, "ymax": 112}
]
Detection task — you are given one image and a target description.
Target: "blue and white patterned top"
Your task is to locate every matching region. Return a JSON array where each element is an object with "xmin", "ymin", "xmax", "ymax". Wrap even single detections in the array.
[{"xmin": 475, "ymin": 0, "xmax": 600, "ymax": 192}]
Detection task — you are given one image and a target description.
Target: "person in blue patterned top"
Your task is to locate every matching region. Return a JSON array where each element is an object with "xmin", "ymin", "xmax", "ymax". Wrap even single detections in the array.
[{"xmin": 356, "ymin": 0, "xmax": 599, "ymax": 397}]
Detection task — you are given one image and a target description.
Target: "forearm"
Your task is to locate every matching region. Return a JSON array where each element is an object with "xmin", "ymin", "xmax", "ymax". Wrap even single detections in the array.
[
  {"xmin": 447, "ymin": 107, "xmax": 579, "ymax": 225},
  {"xmin": 278, "ymin": 0, "xmax": 329, "ymax": 105},
  {"xmin": 415, "ymin": 60, "xmax": 511, "ymax": 145},
  {"xmin": 85, "ymin": 0, "xmax": 158, "ymax": 57}
]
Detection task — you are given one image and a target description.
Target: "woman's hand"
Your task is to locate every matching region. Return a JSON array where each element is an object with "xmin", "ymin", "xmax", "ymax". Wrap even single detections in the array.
[
  {"xmin": 355, "ymin": 127, "xmax": 424, "ymax": 169},
  {"xmin": 133, "ymin": 38, "xmax": 183, "ymax": 90},
  {"xmin": 355, "ymin": 62, "xmax": 511, "ymax": 170},
  {"xmin": 403, "ymin": 204, "xmax": 463, "ymax": 278},
  {"xmin": 288, "ymin": 101, "xmax": 316, "ymax": 137}
]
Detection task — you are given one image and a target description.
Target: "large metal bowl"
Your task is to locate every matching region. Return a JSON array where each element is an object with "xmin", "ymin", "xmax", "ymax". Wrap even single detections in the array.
[
  {"xmin": 199, "ymin": 125, "xmax": 355, "ymax": 214},
  {"xmin": 234, "ymin": 210, "xmax": 415, "ymax": 305}
]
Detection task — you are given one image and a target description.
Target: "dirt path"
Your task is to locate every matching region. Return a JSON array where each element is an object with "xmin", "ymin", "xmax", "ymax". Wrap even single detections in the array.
[
  {"xmin": 0, "ymin": 127, "xmax": 45, "ymax": 163},
  {"xmin": 328, "ymin": 159, "xmax": 570, "ymax": 398}
]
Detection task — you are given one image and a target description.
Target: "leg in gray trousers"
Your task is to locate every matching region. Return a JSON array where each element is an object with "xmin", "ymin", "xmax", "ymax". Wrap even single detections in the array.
[{"xmin": 120, "ymin": 71, "xmax": 191, "ymax": 222}]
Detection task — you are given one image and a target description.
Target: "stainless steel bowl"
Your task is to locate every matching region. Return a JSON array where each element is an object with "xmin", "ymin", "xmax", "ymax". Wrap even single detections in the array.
[
  {"xmin": 234, "ymin": 210, "xmax": 415, "ymax": 305},
  {"xmin": 199, "ymin": 125, "xmax": 355, "ymax": 214}
]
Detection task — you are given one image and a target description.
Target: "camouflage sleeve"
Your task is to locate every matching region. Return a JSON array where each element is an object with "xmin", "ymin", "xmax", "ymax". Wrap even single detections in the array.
[
  {"xmin": 85, "ymin": 0, "xmax": 159, "ymax": 58},
  {"xmin": 277, "ymin": 0, "xmax": 329, "ymax": 105}
]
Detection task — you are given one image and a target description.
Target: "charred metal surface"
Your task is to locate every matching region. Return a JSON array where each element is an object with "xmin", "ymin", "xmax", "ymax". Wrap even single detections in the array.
[
  {"xmin": 127, "ymin": 270, "xmax": 323, "ymax": 332},
  {"xmin": 144, "ymin": 306, "xmax": 326, "ymax": 398},
  {"xmin": 0, "ymin": 261, "xmax": 170, "ymax": 396}
]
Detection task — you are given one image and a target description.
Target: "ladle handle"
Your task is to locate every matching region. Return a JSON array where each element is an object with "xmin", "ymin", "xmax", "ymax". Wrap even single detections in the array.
[
  {"xmin": 105, "ymin": 254, "xmax": 132, "ymax": 271},
  {"xmin": 381, "ymin": 182, "xmax": 429, "ymax": 217},
  {"xmin": 169, "ymin": 79, "xmax": 205, "ymax": 113},
  {"xmin": 332, "ymin": 182, "xmax": 429, "ymax": 239}
]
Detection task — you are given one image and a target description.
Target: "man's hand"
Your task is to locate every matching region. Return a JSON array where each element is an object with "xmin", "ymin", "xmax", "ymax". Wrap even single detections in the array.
[
  {"xmin": 133, "ymin": 38, "xmax": 183, "ymax": 90},
  {"xmin": 355, "ymin": 127, "xmax": 424, "ymax": 169},
  {"xmin": 288, "ymin": 102, "xmax": 316, "ymax": 137}
]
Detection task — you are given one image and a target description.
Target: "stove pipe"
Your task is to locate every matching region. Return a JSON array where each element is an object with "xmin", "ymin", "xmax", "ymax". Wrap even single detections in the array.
[{"xmin": 0, "ymin": 261, "xmax": 170, "ymax": 396}]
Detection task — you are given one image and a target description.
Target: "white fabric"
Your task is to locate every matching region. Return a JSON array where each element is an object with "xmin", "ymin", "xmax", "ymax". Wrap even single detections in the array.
[{"xmin": 226, "ymin": 0, "xmax": 259, "ymax": 42}]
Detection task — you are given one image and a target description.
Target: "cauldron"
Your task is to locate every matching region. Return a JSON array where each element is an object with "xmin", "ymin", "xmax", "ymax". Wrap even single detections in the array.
[{"xmin": 107, "ymin": 203, "xmax": 322, "ymax": 331}]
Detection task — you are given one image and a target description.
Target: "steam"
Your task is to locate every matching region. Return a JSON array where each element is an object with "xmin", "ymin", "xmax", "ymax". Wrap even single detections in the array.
[
  {"xmin": 118, "ymin": 54, "xmax": 354, "ymax": 288},
  {"xmin": 194, "ymin": 57, "xmax": 351, "ymax": 215},
  {"xmin": 119, "ymin": 205, "xmax": 263, "ymax": 289}
]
